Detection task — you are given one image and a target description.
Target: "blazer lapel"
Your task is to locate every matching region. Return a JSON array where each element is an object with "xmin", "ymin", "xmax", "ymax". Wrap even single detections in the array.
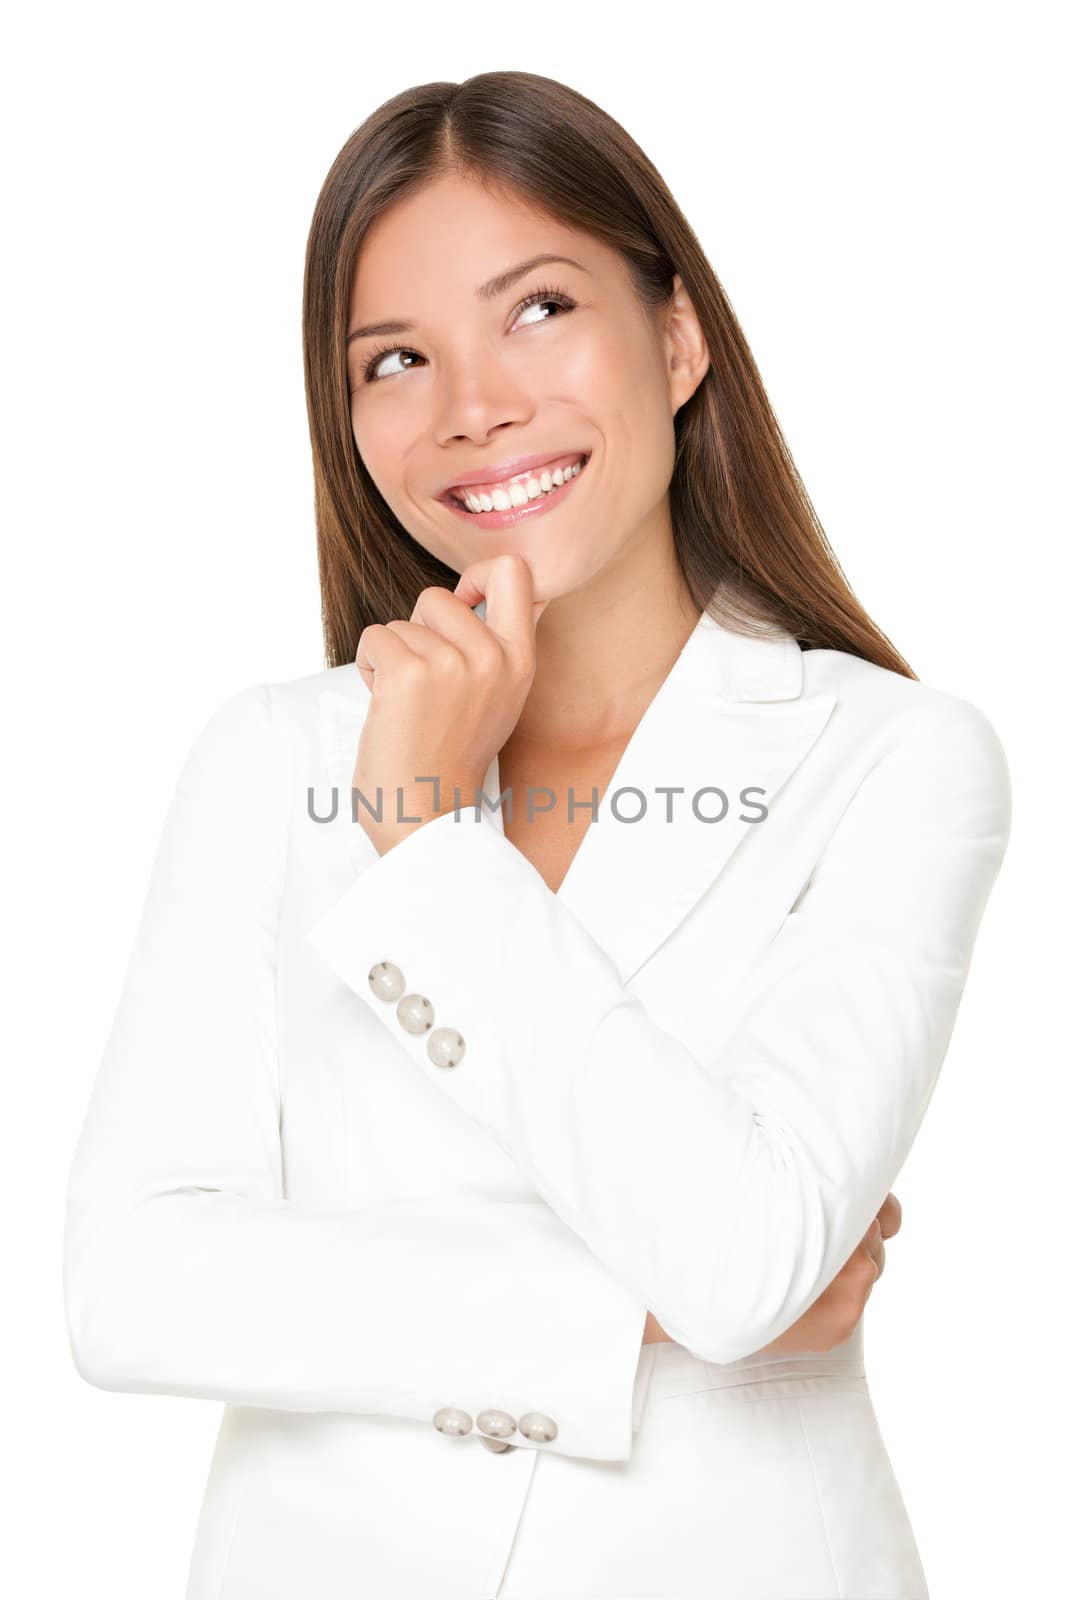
[
  {"xmin": 317, "ymin": 611, "xmax": 837, "ymax": 984},
  {"xmin": 545, "ymin": 614, "xmax": 837, "ymax": 982}
]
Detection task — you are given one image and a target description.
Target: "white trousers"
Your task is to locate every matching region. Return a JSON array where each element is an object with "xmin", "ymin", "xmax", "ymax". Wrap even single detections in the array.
[{"xmin": 494, "ymin": 1335, "xmax": 929, "ymax": 1600}]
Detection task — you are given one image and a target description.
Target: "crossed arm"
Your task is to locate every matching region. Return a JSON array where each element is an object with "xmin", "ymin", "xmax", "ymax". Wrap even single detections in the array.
[{"xmin": 64, "ymin": 680, "xmax": 1010, "ymax": 1463}]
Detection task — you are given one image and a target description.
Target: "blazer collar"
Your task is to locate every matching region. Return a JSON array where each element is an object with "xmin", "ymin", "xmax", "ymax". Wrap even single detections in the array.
[{"xmin": 317, "ymin": 609, "xmax": 837, "ymax": 984}]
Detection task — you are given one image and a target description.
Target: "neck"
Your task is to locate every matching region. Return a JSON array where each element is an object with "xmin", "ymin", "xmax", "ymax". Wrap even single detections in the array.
[{"xmin": 508, "ymin": 536, "xmax": 701, "ymax": 756}]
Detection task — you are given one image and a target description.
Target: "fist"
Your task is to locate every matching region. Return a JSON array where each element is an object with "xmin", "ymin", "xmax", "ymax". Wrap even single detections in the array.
[
  {"xmin": 352, "ymin": 554, "xmax": 547, "ymax": 855},
  {"xmin": 643, "ymin": 1192, "xmax": 904, "ymax": 1351},
  {"xmin": 758, "ymin": 1191, "xmax": 903, "ymax": 1355}
]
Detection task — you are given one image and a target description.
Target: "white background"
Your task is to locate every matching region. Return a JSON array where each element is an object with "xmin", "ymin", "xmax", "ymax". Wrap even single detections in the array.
[{"xmin": 4, "ymin": 2, "xmax": 1062, "ymax": 1593}]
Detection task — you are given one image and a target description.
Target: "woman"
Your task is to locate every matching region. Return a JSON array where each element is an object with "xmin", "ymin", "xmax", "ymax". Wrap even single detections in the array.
[{"xmin": 63, "ymin": 71, "xmax": 1011, "ymax": 1600}]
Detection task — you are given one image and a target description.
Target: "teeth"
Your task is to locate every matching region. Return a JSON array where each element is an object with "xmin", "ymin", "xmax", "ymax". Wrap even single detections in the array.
[{"xmin": 456, "ymin": 456, "xmax": 586, "ymax": 514}]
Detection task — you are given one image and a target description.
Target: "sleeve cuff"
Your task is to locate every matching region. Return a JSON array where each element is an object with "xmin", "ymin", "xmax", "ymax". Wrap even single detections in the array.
[{"xmin": 305, "ymin": 806, "xmax": 650, "ymax": 1461}]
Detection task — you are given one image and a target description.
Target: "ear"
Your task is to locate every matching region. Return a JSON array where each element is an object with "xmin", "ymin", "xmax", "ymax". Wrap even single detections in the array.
[{"xmin": 663, "ymin": 272, "xmax": 711, "ymax": 414}]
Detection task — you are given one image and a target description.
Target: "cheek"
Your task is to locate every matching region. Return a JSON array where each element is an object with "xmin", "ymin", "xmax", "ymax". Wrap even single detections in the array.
[
  {"xmin": 350, "ymin": 409, "xmax": 393, "ymax": 483},
  {"xmin": 558, "ymin": 329, "xmax": 669, "ymax": 438},
  {"xmin": 552, "ymin": 332, "xmax": 616, "ymax": 410},
  {"xmin": 609, "ymin": 339, "xmax": 675, "ymax": 471},
  {"xmin": 350, "ymin": 409, "xmax": 424, "ymax": 518}
]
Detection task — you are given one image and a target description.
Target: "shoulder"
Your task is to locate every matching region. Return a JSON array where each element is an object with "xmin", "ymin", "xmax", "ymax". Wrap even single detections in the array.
[
  {"xmin": 174, "ymin": 663, "xmax": 368, "ymax": 820},
  {"xmin": 801, "ymin": 645, "xmax": 1012, "ymax": 827},
  {"xmin": 186, "ymin": 662, "xmax": 367, "ymax": 750}
]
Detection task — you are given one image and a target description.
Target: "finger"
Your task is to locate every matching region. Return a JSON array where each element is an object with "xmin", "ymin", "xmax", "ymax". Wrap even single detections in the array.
[
  {"xmin": 354, "ymin": 621, "xmax": 413, "ymax": 695},
  {"xmin": 861, "ymin": 1254, "xmax": 880, "ymax": 1308},
  {"xmin": 452, "ymin": 562, "xmax": 549, "ymax": 632},
  {"xmin": 877, "ymin": 1192, "xmax": 903, "ymax": 1240},
  {"xmin": 857, "ymin": 1219, "xmax": 885, "ymax": 1279},
  {"xmin": 407, "ymin": 587, "xmax": 493, "ymax": 664},
  {"xmin": 834, "ymin": 1247, "xmax": 879, "ymax": 1328},
  {"xmin": 382, "ymin": 617, "xmax": 462, "ymax": 662},
  {"xmin": 453, "ymin": 554, "xmax": 541, "ymax": 661}
]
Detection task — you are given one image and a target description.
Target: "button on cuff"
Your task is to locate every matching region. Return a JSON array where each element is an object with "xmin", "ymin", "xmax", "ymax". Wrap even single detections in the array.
[
  {"xmin": 428, "ymin": 1026, "xmax": 465, "ymax": 1068},
  {"xmin": 397, "ymin": 992, "xmax": 435, "ymax": 1034},
  {"xmin": 518, "ymin": 1411, "xmax": 559, "ymax": 1444},
  {"xmin": 367, "ymin": 960, "xmax": 405, "ymax": 1001},
  {"xmin": 432, "ymin": 1406, "xmax": 472, "ymax": 1437}
]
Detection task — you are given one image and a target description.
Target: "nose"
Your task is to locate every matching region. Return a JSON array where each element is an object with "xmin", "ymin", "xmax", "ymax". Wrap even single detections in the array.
[{"xmin": 433, "ymin": 349, "xmax": 534, "ymax": 448}]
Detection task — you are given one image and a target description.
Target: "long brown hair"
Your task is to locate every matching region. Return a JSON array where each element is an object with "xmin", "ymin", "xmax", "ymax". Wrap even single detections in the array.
[{"xmin": 302, "ymin": 71, "xmax": 916, "ymax": 680}]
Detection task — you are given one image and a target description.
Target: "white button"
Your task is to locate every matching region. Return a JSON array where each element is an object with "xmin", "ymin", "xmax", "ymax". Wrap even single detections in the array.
[
  {"xmin": 397, "ymin": 993, "xmax": 435, "ymax": 1034},
  {"xmin": 476, "ymin": 1408, "xmax": 516, "ymax": 1438},
  {"xmin": 518, "ymin": 1411, "xmax": 558, "ymax": 1444},
  {"xmin": 427, "ymin": 1027, "xmax": 465, "ymax": 1068},
  {"xmin": 368, "ymin": 961, "xmax": 405, "ymax": 1001},
  {"xmin": 478, "ymin": 1435, "xmax": 515, "ymax": 1453},
  {"xmin": 433, "ymin": 1406, "xmax": 472, "ymax": 1437}
]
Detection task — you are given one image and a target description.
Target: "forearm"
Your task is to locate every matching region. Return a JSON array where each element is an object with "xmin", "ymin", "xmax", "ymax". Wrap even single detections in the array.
[{"xmin": 309, "ymin": 701, "xmax": 1011, "ymax": 1363}]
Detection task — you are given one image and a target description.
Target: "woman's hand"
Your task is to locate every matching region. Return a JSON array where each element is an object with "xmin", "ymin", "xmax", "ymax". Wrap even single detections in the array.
[
  {"xmin": 642, "ymin": 1192, "xmax": 903, "ymax": 1350},
  {"xmin": 351, "ymin": 554, "xmax": 547, "ymax": 856}
]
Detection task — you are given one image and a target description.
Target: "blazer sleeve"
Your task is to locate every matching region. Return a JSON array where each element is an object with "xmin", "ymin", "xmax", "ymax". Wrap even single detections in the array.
[
  {"xmin": 63, "ymin": 684, "xmax": 648, "ymax": 1464},
  {"xmin": 305, "ymin": 693, "xmax": 1013, "ymax": 1366}
]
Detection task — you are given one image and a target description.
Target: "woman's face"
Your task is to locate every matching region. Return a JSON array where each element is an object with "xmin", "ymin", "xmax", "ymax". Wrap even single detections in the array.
[{"xmin": 345, "ymin": 171, "xmax": 709, "ymax": 605}]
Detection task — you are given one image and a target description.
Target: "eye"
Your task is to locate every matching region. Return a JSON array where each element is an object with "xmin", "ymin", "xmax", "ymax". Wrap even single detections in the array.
[
  {"xmin": 510, "ymin": 283, "xmax": 577, "ymax": 329},
  {"xmin": 359, "ymin": 344, "xmax": 423, "ymax": 385},
  {"xmin": 355, "ymin": 282, "xmax": 577, "ymax": 387}
]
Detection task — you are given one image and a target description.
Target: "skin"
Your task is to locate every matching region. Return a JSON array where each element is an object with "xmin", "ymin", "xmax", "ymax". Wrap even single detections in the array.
[{"xmin": 344, "ymin": 170, "xmax": 902, "ymax": 1353}]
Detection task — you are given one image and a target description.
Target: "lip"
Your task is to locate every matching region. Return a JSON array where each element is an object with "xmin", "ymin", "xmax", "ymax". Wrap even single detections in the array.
[
  {"xmin": 439, "ymin": 452, "xmax": 590, "ymax": 531},
  {"xmin": 437, "ymin": 450, "xmax": 589, "ymax": 498}
]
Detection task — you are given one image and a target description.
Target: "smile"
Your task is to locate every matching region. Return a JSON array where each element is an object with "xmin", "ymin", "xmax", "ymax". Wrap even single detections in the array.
[{"xmin": 441, "ymin": 452, "xmax": 590, "ymax": 530}]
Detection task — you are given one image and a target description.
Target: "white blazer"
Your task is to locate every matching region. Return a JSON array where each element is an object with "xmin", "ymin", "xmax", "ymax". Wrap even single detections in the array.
[{"xmin": 63, "ymin": 607, "xmax": 1012, "ymax": 1599}]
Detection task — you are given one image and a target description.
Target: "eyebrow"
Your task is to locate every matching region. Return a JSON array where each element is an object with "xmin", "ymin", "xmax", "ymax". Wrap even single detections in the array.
[{"xmin": 345, "ymin": 254, "xmax": 589, "ymax": 345}]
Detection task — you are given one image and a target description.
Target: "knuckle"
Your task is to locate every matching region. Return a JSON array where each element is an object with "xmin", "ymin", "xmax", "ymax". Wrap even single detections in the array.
[
  {"xmin": 438, "ymin": 641, "xmax": 465, "ymax": 670},
  {"xmin": 395, "ymin": 656, "xmax": 426, "ymax": 687},
  {"xmin": 474, "ymin": 639, "xmax": 505, "ymax": 675},
  {"xmin": 845, "ymin": 1252, "xmax": 876, "ymax": 1291}
]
